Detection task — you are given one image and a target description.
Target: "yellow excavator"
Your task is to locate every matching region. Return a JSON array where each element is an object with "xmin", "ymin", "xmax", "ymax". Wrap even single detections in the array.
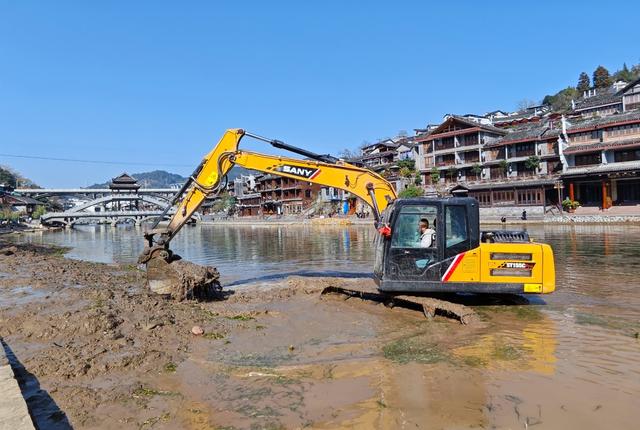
[{"xmin": 139, "ymin": 129, "xmax": 555, "ymax": 297}]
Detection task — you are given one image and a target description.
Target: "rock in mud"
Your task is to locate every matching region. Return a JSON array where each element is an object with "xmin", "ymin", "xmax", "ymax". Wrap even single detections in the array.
[
  {"xmin": 191, "ymin": 325, "xmax": 204, "ymax": 336},
  {"xmin": 0, "ymin": 245, "xmax": 17, "ymax": 255}
]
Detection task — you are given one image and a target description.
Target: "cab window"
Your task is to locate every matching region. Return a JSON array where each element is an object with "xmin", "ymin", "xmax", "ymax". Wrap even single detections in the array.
[
  {"xmin": 391, "ymin": 205, "xmax": 438, "ymax": 248},
  {"xmin": 445, "ymin": 205, "xmax": 469, "ymax": 256}
]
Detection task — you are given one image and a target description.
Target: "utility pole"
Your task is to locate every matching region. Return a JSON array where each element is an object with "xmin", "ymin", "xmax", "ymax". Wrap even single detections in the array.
[{"xmin": 554, "ymin": 180, "xmax": 564, "ymax": 212}]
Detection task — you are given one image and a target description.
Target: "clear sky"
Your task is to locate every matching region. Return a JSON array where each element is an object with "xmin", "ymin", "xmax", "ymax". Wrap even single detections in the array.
[{"xmin": 1, "ymin": 1, "xmax": 638, "ymax": 187}]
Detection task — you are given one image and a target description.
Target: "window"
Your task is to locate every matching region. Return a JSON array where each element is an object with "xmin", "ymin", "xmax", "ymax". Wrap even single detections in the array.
[
  {"xmin": 470, "ymin": 191, "xmax": 491, "ymax": 207},
  {"xmin": 575, "ymin": 152, "xmax": 602, "ymax": 166},
  {"xmin": 391, "ymin": 205, "xmax": 438, "ymax": 249},
  {"xmin": 614, "ymin": 149, "xmax": 640, "ymax": 162},
  {"xmin": 445, "ymin": 206, "xmax": 468, "ymax": 250},
  {"xmin": 515, "ymin": 142, "xmax": 535, "ymax": 156}
]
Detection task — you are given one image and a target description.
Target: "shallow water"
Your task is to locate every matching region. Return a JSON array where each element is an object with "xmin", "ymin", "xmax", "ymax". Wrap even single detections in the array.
[{"xmin": 13, "ymin": 223, "xmax": 640, "ymax": 428}]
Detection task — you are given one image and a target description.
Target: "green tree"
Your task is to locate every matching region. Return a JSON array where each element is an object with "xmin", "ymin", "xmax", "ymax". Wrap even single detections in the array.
[
  {"xmin": 399, "ymin": 167, "xmax": 413, "ymax": 178},
  {"xmin": 430, "ymin": 167, "xmax": 440, "ymax": 184},
  {"xmin": 542, "ymin": 87, "xmax": 579, "ymax": 111},
  {"xmin": 446, "ymin": 166, "xmax": 458, "ymax": 181},
  {"xmin": 398, "ymin": 185, "xmax": 424, "ymax": 198},
  {"xmin": 471, "ymin": 163, "xmax": 483, "ymax": 177},
  {"xmin": 212, "ymin": 192, "xmax": 236, "ymax": 212},
  {"xmin": 31, "ymin": 205, "xmax": 47, "ymax": 219},
  {"xmin": 499, "ymin": 160, "xmax": 509, "ymax": 174},
  {"xmin": 0, "ymin": 167, "xmax": 18, "ymax": 188},
  {"xmin": 614, "ymin": 63, "xmax": 634, "ymax": 82},
  {"xmin": 631, "ymin": 63, "xmax": 640, "ymax": 81},
  {"xmin": 525, "ymin": 155, "xmax": 541, "ymax": 171},
  {"xmin": 414, "ymin": 173, "xmax": 422, "ymax": 186},
  {"xmin": 577, "ymin": 72, "xmax": 590, "ymax": 93},
  {"xmin": 0, "ymin": 205, "xmax": 19, "ymax": 221},
  {"xmin": 397, "ymin": 159, "xmax": 415, "ymax": 170},
  {"xmin": 593, "ymin": 65, "xmax": 612, "ymax": 89}
]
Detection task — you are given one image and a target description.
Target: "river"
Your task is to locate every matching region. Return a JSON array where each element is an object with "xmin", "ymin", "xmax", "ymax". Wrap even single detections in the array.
[{"xmin": 12, "ymin": 222, "xmax": 640, "ymax": 428}]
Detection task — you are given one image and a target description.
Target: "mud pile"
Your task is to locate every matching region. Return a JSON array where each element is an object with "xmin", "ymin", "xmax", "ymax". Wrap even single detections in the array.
[{"xmin": 144, "ymin": 253, "xmax": 222, "ymax": 301}]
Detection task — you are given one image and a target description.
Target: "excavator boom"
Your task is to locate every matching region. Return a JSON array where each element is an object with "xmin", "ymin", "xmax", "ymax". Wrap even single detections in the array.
[{"xmin": 139, "ymin": 129, "xmax": 397, "ymax": 295}]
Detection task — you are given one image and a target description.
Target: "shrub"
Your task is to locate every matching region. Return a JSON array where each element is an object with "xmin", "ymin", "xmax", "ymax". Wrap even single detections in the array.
[{"xmin": 398, "ymin": 185, "xmax": 424, "ymax": 198}]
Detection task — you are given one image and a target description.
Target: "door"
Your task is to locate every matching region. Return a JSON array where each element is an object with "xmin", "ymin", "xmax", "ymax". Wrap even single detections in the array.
[{"xmin": 386, "ymin": 204, "xmax": 442, "ymax": 282}]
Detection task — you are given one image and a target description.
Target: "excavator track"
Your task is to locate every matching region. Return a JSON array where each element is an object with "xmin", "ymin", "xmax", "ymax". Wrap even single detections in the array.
[{"xmin": 320, "ymin": 286, "xmax": 478, "ymax": 325}]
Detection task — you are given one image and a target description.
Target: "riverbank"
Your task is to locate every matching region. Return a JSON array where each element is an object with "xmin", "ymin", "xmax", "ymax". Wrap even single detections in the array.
[
  {"xmin": 0, "ymin": 240, "xmax": 476, "ymax": 428},
  {"xmin": 1, "ymin": 237, "xmax": 639, "ymax": 429}
]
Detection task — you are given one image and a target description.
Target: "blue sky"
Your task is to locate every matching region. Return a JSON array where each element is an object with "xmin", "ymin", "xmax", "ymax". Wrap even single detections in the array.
[{"xmin": 1, "ymin": 1, "xmax": 638, "ymax": 187}]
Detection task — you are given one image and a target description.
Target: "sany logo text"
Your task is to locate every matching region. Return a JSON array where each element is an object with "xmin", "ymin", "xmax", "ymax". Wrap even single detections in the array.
[{"xmin": 280, "ymin": 165, "xmax": 320, "ymax": 179}]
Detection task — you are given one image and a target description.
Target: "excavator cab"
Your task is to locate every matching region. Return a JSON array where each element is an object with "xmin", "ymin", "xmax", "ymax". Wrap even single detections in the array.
[{"xmin": 374, "ymin": 197, "xmax": 555, "ymax": 294}]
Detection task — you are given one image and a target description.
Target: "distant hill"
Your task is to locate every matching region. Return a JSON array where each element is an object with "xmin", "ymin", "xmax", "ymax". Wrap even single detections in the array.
[
  {"xmin": 88, "ymin": 170, "xmax": 188, "ymax": 189},
  {"xmin": 87, "ymin": 167, "xmax": 257, "ymax": 189}
]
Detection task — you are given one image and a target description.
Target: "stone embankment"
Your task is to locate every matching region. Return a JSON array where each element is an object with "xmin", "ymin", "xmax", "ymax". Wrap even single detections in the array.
[
  {"xmin": 545, "ymin": 215, "xmax": 640, "ymax": 223},
  {"xmin": 0, "ymin": 341, "xmax": 35, "ymax": 430}
]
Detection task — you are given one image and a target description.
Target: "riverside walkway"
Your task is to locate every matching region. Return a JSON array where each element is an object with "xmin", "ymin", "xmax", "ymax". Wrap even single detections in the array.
[{"xmin": 0, "ymin": 340, "xmax": 34, "ymax": 430}]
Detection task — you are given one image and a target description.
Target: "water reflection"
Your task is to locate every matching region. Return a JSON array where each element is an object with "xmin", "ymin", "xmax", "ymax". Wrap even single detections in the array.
[{"xmin": 14, "ymin": 224, "xmax": 377, "ymax": 283}]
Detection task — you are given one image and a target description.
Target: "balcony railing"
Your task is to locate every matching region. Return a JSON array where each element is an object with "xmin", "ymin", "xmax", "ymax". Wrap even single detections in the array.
[{"xmin": 514, "ymin": 150, "xmax": 536, "ymax": 157}]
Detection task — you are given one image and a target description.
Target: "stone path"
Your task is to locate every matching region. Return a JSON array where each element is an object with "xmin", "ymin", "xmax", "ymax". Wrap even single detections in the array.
[{"xmin": 0, "ymin": 340, "xmax": 34, "ymax": 430}]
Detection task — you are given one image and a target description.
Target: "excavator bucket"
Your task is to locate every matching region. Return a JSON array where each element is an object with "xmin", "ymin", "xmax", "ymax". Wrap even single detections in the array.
[{"xmin": 140, "ymin": 248, "xmax": 223, "ymax": 301}]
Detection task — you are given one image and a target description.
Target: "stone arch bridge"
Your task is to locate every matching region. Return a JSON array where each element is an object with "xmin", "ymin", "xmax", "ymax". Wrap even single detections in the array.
[{"xmin": 13, "ymin": 189, "xmax": 193, "ymax": 228}]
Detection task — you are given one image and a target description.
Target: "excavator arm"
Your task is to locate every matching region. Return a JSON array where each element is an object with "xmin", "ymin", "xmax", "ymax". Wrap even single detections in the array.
[{"xmin": 138, "ymin": 129, "xmax": 396, "ymax": 292}]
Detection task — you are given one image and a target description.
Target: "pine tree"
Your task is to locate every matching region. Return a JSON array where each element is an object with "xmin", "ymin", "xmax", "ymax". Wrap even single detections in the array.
[
  {"xmin": 577, "ymin": 72, "xmax": 590, "ymax": 93},
  {"xmin": 593, "ymin": 66, "xmax": 612, "ymax": 89},
  {"xmin": 614, "ymin": 63, "xmax": 633, "ymax": 82}
]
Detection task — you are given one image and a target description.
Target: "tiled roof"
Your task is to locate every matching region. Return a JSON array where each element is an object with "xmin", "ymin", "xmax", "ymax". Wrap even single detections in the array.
[
  {"xmin": 361, "ymin": 141, "xmax": 398, "ymax": 151},
  {"xmin": 492, "ymin": 112, "xmax": 539, "ymax": 124},
  {"xmin": 615, "ymin": 77, "xmax": 640, "ymax": 95},
  {"xmin": 351, "ymin": 150, "xmax": 396, "ymax": 161},
  {"xmin": 563, "ymin": 137, "xmax": 640, "ymax": 154},
  {"xmin": 562, "ymin": 160, "xmax": 640, "ymax": 176},
  {"xmin": 417, "ymin": 115, "xmax": 506, "ymax": 141},
  {"xmin": 5, "ymin": 195, "xmax": 43, "ymax": 205},
  {"xmin": 566, "ymin": 110, "xmax": 640, "ymax": 131},
  {"xmin": 572, "ymin": 90, "xmax": 622, "ymax": 111},
  {"xmin": 111, "ymin": 173, "xmax": 137, "ymax": 184},
  {"xmin": 485, "ymin": 124, "xmax": 560, "ymax": 147}
]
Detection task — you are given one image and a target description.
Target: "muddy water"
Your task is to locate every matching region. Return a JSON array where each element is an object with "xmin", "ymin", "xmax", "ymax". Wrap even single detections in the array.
[
  {"xmin": 15, "ymin": 224, "xmax": 375, "ymax": 284},
  {"xmin": 12, "ymin": 223, "xmax": 640, "ymax": 429}
]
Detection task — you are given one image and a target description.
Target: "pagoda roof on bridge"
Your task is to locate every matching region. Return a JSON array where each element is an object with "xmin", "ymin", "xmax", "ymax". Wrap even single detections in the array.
[{"xmin": 109, "ymin": 173, "xmax": 140, "ymax": 190}]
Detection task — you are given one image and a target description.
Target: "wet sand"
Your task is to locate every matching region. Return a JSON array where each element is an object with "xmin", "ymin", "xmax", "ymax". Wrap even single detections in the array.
[{"xmin": 1, "ymin": 241, "xmax": 639, "ymax": 429}]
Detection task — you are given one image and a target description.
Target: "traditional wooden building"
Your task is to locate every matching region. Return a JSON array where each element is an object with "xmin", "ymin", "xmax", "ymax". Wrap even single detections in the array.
[
  {"xmin": 561, "ymin": 111, "xmax": 640, "ymax": 208},
  {"xmin": 256, "ymin": 174, "xmax": 321, "ymax": 216},
  {"xmin": 468, "ymin": 122, "xmax": 562, "ymax": 207},
  {"xmin": 351, "ymin": 140, "xmax": 398, "ymax": 170},
  {"xmin": 572, "ymin": 88, "xmax": 623, "ymax": 118},
  {"xmin": 229, "ymin": 175, "xmax": 261, "ymax": 216},
  {"xmin": 109, "ymin": 173, "xmax": 140, "ymax": 193},
  {"xmin": 109, "ymin": 173, "xmax": 140, "ymax": 211},
  {"xmin": 416, "ymin": 115, "xmax": 506, "ymax": 184}
]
